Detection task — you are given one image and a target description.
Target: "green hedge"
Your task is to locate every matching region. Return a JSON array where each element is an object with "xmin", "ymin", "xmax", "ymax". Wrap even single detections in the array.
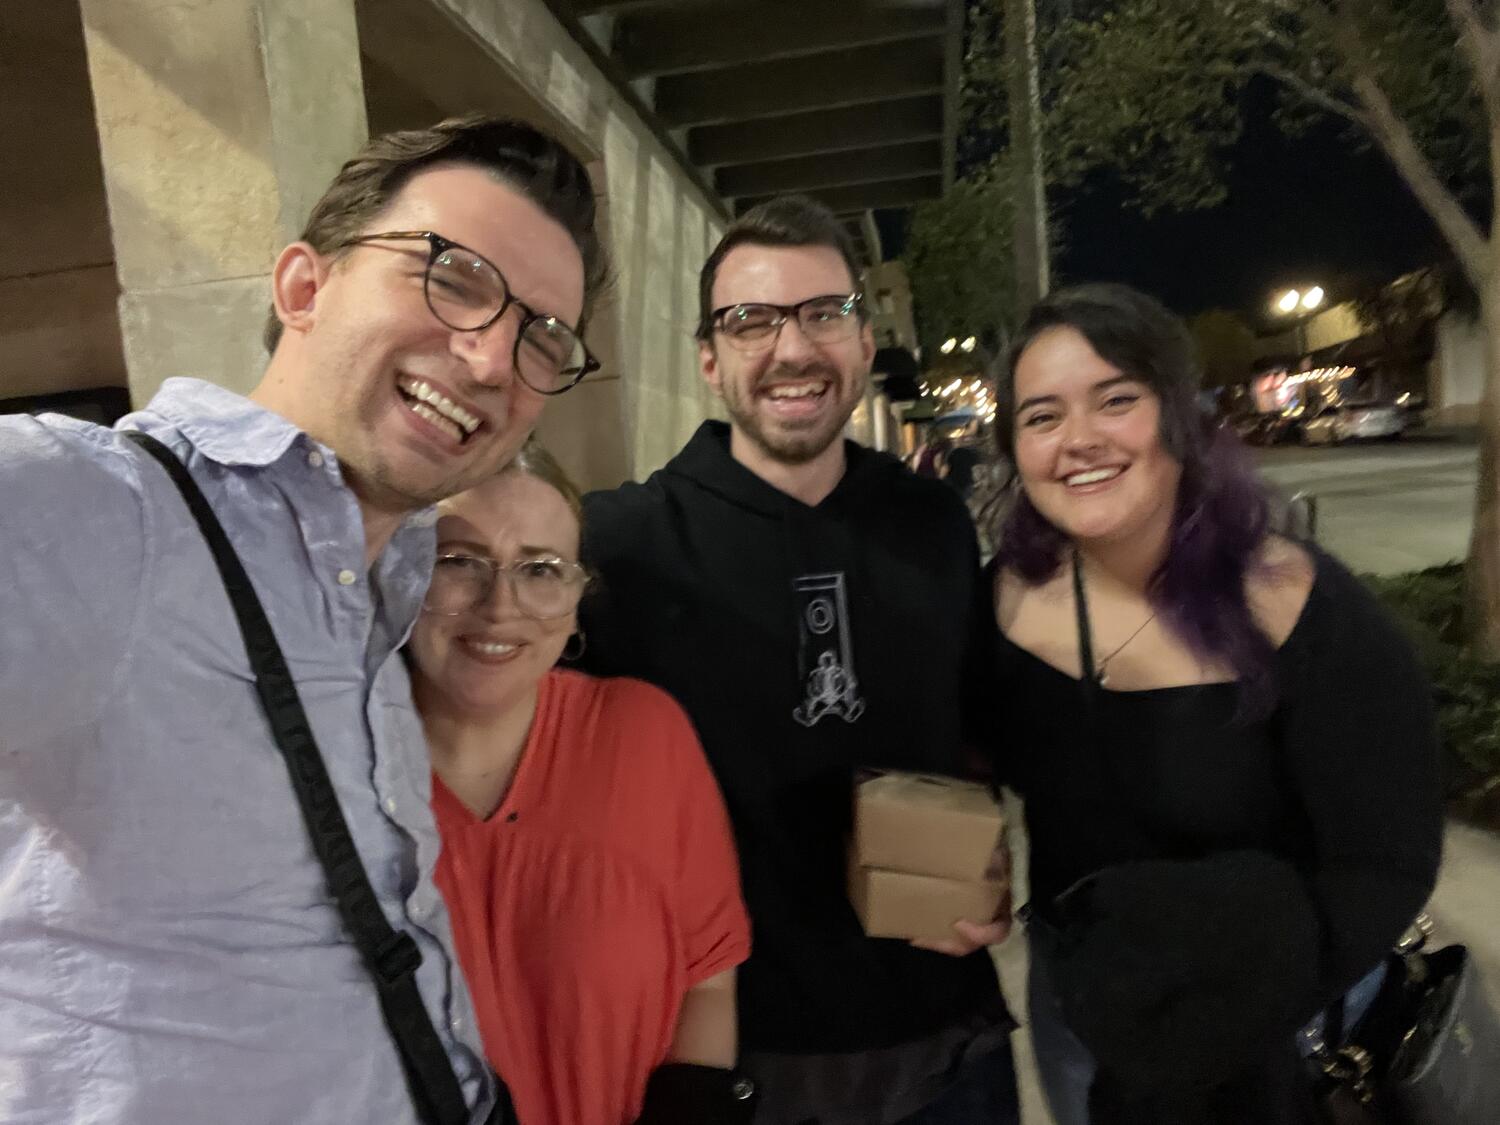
[{"xmin": 1365, "ymin": 563, "xmax": 1500, "ymax": 798}]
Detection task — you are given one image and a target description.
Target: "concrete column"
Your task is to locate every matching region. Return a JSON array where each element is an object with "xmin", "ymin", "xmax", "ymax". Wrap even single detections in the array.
[{"xmin": 78, "ymin": 0, "xmax": 368, "ymax": 404}]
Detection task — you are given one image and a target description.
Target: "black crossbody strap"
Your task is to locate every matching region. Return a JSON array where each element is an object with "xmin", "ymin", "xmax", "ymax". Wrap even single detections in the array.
[
  {"xmin": 1070, "ymin": 552, "xmax": 1099, "ymax": 701},
  {"xmin": 124, "ymin": 430, "xmax": 513, "ymax": 1125}
]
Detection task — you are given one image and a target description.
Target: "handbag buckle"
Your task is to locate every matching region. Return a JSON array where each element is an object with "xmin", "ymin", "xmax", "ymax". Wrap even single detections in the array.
[
  {"xmin": 1320, "ymin": 1044, "xmax": 1376, "ymax": 1104},
  {"xmin": 1395, "ymin": 912, "xmax": 1434, "ymax": 956}
]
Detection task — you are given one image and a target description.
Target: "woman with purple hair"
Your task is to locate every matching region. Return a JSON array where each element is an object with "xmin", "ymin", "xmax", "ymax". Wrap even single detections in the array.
[{"xmin": 984, "ymin": 284, "xmax": 1442, "ymax": 1123}]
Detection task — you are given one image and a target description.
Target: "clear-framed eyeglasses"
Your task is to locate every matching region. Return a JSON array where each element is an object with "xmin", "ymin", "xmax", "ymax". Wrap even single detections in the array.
[
  {"xmin": 338, "ymin": 230, "xmax": 600, "ymax": 395},
  {"xmin": 423, "ymin": 553, "xmax": 589, "ymax": 619},
  {"xmin": 709, "ymin": 293, "xmax": 864, "ymax": 352}
]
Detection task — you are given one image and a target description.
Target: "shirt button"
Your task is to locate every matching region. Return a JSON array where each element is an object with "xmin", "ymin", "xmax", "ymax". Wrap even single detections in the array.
[
  {"xmin": 732, "ymin": 1077, "xmax": 755, "ymax": 1100},
  {"xmin": 307, "ymin": 450, "xmax": 325, "ymax": 469},
  {"xmin": 337, "ymin": 569, "xmax": 357, "ymax": 586},
  {"xmin": 384, "ymin": 796, "xmax": 398, "ymax": 815},
  {"xmin": 451, "ymin": 1017, "xmax": 465, "ymax": 1034}
]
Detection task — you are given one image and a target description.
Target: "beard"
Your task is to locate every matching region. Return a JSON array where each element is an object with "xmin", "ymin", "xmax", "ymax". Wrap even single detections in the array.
[{"xmin": 722, "ymin": 362, "xmax": 861, "ymax": 466}]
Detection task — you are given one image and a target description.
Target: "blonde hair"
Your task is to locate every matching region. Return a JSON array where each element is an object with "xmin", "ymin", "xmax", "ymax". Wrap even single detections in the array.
[{"xmin": 506, "ymin": 438, "xmax": 584, "ymax": 520}]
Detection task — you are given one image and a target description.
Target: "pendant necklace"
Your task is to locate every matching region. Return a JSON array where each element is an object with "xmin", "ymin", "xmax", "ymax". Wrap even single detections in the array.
[{"xmin": 1093, "ymin": 609, "xmax": 1157, "ymax": 686}]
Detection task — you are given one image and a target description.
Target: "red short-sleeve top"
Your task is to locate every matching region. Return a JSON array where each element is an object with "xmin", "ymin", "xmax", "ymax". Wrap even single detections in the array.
[{"xmin": 433, "ymin": 668, "xmax": 750, "ymax": 1125}]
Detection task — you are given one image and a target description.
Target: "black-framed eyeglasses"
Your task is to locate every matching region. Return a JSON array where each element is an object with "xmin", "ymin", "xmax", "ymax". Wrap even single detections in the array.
[
  {"xmin": 709, "ymin": 293, "xmax": 864, "ymax": 352},
  {"xmin": 422, "ymin": 552, "xmax": 589, "ymax": 619},
  {"xmin": 339, "ymin": 230, "xmax": 600, "ymax": 395}
]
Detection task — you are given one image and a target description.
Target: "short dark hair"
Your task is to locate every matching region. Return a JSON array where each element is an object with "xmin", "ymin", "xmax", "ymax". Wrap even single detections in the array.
[
  {"xmin": 264, "ymin": 114, "xmax": 608, "ymax": 352},
  {"xmin": 695, "ymin": 194, "xmax": 864, "ymax": 341}
]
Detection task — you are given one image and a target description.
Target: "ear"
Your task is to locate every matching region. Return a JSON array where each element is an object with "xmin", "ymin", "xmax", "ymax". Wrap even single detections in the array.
[
  {"xmin": 698, "ymin": 338, "xmax": 722, "ymax": 396},
  {"xmin": 859, "ymin": 321, "xmax": 876, "ymax": 371},
  {"xmin": 270, "ymin": 241, "xmax": 331, "ymax": 339}
]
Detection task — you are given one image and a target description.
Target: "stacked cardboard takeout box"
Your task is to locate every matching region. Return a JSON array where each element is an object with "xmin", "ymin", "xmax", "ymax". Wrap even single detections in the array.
[{"xmin": 848, "ymin": 771, "xmax": 1007, "ymax": 944}]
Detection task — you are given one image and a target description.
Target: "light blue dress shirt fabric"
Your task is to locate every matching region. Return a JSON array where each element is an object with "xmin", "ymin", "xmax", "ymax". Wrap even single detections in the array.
[{"xmin": 0, "ymin": 378, "xmax": 494, "ymax": 1124}]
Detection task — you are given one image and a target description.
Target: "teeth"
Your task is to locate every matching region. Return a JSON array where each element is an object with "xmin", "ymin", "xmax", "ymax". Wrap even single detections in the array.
[
  {"xmin": 766, "ymin": 383, "xmax": 826, "ymax": 400},
  {"xmin": 399, "ymin": 378, "xmax": 481, "ymax": 435},
  {"xmin": 1067, "ymin": 468, "xmax": 1122, "ymax": 486},
  {"xmin": 409, "ymin": 402, "xmax": 464, "ymax": 442},
  {"xmin": 469, "ymin": 640, "xmax": 517, "ymax": 656}
]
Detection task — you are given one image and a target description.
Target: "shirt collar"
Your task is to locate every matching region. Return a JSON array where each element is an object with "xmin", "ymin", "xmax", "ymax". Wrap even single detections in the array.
[
  {"xmin": 142, "ymin": 377, "xmax": 307, "ymax": 468},
  {"xmin": 136, "ymin": 376, "xmax": 440, "ymax": 586}
]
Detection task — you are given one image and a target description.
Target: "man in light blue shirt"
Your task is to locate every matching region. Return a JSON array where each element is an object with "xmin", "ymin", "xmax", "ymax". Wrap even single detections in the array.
[{"xmin": 0, "ymin": 115, "xmax": 608, "ymax": 1123}]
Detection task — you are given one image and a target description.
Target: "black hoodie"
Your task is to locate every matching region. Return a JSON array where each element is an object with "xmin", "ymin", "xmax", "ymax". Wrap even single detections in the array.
[{"xmin": 579, "ymin": 421, "xmax": 1006, "ymax": 1053}]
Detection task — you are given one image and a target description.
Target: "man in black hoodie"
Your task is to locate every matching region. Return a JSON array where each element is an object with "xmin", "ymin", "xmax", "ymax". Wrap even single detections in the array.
[{"xmin": 579, "ymin": 196, "xmax": 1018, "ymax": 1125}]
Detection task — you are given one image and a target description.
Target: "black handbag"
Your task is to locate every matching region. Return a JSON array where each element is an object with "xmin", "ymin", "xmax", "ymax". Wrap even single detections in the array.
[
  {"xmin": 1308, "ymin": 913, "xmax": 1500, "ymax": 1124},
  {"xmin": 125, "ymin": 430, "xmax": 516, "ymax": 1125}
]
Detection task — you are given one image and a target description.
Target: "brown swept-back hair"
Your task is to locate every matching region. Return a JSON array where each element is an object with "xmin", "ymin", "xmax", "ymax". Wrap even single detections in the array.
[
  {"xmin": 264, "ymin": 114, "xmax": 609, "ymax": 352},
  {"xmin": 695, "ymin": 194, "xmax": 865, "ymax": 341}
]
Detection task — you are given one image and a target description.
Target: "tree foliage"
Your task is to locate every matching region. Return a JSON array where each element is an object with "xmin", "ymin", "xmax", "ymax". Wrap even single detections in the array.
[
  {"xmin": 902, "ymin": 159, "xmax": 1021, "ymax": 355},
  {"xmin": 1037, "ymin": 0, "xmax": 1486, "ymax": 220}
]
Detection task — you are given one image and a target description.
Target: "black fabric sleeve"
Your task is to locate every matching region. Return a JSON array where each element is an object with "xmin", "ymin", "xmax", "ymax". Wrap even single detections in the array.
[
  {"xmin": 576, "ymin": 489, "xmax": 641, "ymax": 680},
  {"xmin": 959, "ymin": 532, "xmax": 1005, "ymax": 785},
  {"xmin": 1276, "ymin": 554, "xmax": 1444, "ymax": 1003}
]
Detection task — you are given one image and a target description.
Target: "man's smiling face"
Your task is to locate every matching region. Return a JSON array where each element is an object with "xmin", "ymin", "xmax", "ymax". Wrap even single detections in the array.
[
  {"xmin": 280, "ymin": 163, "xmax": 585, "ymax": 518},
  {"xmin": 700, "ymin": 243, "xmax": 874, "ymax": 466}
]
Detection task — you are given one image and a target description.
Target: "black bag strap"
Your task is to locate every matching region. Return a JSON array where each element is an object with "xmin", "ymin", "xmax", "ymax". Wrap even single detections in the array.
[
  {"xmin": 123, "ymin": 430, "xmax": 514, "ymax": 1125},
  {"xmin": 1070, "ymin": 551, "xmax": 1100, "ymax": 701}
]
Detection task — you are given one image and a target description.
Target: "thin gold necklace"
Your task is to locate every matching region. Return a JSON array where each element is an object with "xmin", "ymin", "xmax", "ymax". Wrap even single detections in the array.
[
  {"xmin": 1076, "ymin": 558, "xmax": 1158, "ymax": 685},
  {"xmin": 1093, "ymin": 610, "xmax": 1157, "ymax": 686}
]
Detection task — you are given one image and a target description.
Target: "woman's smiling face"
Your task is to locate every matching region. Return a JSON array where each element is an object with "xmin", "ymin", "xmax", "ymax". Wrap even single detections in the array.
[
  {"xmin": 1011, "ymin": 325, "xmax": 1182, "ymax": 546},
  {"xmin": 408, "ymin": 470, "xmax": 581, "ymax": 719}
]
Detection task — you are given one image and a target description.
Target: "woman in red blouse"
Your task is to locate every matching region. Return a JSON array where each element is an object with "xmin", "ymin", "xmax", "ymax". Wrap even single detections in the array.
[{"xmin": 407, "ymin": 442, "xmax": 752, "ymax": 1125}]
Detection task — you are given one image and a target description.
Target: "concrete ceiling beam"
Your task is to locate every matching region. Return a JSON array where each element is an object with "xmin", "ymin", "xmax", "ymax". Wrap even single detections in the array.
[
  {"xmin": 614, "ymin": 2, "xmax": 945, "ymax": 78},
  {"xmin": 687, "ymin": 96, "xmax": 943, "ymax": 168},
  {"xmin": 655, "ymin": 40, "xmax": 943, "ymax": 128},
  {"xmin": 715, "ymin": 140, "xmax": 941, "ymax": 198}
]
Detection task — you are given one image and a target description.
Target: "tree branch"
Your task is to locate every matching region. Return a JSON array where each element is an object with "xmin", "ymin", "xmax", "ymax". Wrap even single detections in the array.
[
  {"xmin": 1257, "ymin": 64, "xmax": 1367, "ymax": 127},
  {"xmin": 1326, "ymin": 4, "xmax": 1492, "ymax": 287},
  {"xmin": 1446, "ymin": 0, "xmax": 1500, "ymax": 112},
  {"xmin": 1444, "ymin": 0, "xmax": 1500, "ymax": 210}
]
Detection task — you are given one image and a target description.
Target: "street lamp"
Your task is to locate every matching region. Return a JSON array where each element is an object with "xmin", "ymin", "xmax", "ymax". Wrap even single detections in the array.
[
  {"xmin": 940, "ymin": 337, "xmax": 957, "ymax": 355},
  {"xmin": 1273, "ymin": 284, "xmax": 1325, "ymax": 364}
]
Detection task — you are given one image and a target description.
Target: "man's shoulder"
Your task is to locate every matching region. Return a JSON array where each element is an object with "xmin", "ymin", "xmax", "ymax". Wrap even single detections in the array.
[
  {"xmin": 581, "ymin": 474, "xmax": 677, "ymax": 557},
  {"xmin": 0, "ymin": 412, "xmax": 149, "ymax": 512},
  {"xmin": 856, "ymin": 454, "xmax": 976, "ymax": 539}
]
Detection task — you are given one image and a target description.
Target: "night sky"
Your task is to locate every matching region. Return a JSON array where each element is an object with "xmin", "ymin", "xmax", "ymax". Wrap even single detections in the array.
[{"xmin": 884, "ymin": 79, "xmax": 1460, "ymax": 325}]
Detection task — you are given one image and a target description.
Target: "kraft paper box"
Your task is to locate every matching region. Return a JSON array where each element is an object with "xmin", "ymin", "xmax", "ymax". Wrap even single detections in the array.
[
  {"xmin": 848, "ymin": 864, "xmax": 1008, "ymax": 944},
  {"xmin": 853, "ymin": 771, "xmax": 1004, "ymax": 883}
]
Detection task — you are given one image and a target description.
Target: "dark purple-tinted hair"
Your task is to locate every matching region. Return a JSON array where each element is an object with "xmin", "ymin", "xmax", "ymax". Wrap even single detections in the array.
[{"xmin": 991, "ymin": 283, "xmax": 1279, "ymax": 713}]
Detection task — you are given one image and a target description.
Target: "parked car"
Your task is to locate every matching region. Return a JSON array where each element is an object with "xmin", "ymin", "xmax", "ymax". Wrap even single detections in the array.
[
  {"xmin": 1397, "ymin": 391, "xmax": 1428, "ymax": 428},
  {"xmin": 1227, "ymin": 411, "xmax": 1299, "ymax": 446},
  {"xmin": 1302, "ymin": 402, "xmax": 1407, "ymax": 445},
  {"xmin": 1301, "ymin": 407, "xmax": 1341, "ymax": 446}
]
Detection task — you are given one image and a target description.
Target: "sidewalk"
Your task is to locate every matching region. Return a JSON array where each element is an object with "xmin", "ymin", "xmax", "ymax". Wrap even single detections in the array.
[{"xmin": 1429, "ymin": 820, "xmax": 1500, "ymax": 1010}]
